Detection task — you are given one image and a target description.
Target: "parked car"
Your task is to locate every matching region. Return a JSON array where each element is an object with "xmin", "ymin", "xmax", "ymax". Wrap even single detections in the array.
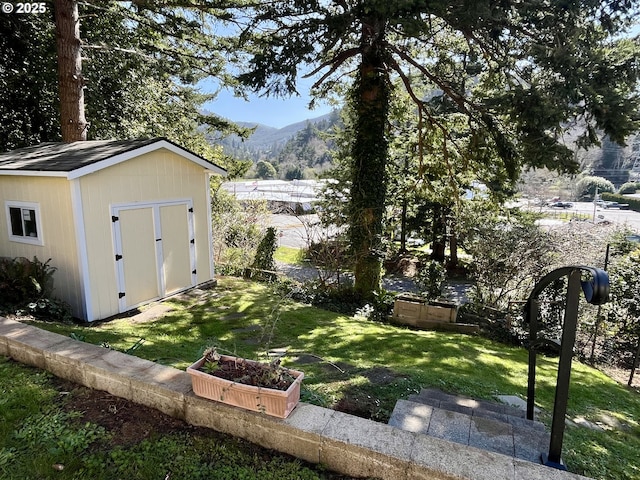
[
  {"xmin": 602, "ymin": 201, "xmax": 630, "ymax": 210},
  {"xmin": 549, "ymin": 201, "xmax": 573, "ymax": 208}
]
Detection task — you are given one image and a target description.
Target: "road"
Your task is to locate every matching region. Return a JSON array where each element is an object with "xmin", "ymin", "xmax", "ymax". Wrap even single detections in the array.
[
  {"xmin": 269, "ymin": 202, "xmax": 640, "ymax": 250},
  {"xmin": 520, "ymin": 201, "xmax": 640, "ymax": 232},
  {"xmin": 268, "ymin": 214, "xmax": 342, "ymax": 248}
]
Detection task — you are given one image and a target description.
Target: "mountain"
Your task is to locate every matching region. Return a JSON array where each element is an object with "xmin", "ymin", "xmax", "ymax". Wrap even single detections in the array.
[
  {"xmin": 563, "ymin": 125, "xmax": 640, "ymax": 186},
  {"xmin": 209, "ymin": 111, "xmax": 340, "ymax": 162}
]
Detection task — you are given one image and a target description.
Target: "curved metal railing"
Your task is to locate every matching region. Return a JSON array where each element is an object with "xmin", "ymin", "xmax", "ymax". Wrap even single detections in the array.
[{"xmin": 524, "ymin": 266, "xmax": 609, "ymax": 469}]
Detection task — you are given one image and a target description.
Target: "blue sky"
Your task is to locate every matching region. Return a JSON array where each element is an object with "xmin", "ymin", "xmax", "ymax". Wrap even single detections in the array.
[
  {"xmin": 201, "ymin": 76, "xmax": 337, "ymax": 129},
  {"xmin": 204, "ymin": 89, "xmax": 335, "ymax": 129}
]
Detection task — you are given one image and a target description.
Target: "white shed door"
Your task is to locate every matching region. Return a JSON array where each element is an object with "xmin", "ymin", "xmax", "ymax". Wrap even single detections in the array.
[
  {"xmin": 118, "ymin": 207, "xmax": 160, "ymax": 308},
  {"xmin": 159, "ymin": 203, "xmax": 193, "ymax": 295},
  {"xmin": 113, "ymin": 200, "xmax": 195, "ymax": 312}
]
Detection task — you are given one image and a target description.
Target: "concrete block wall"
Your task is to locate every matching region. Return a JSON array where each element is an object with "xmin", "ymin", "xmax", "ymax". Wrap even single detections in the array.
[{"xmin": 0, "ymin": 317, "xmax": 590, "ymax": 480}]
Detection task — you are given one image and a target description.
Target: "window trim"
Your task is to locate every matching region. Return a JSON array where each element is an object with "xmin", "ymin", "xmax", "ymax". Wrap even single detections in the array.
[{"xmin": 5, "ymin": 201, "xmax": 44, "ymax": 246}]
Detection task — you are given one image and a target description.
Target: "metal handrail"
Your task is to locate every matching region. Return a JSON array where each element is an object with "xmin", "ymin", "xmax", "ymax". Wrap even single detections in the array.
[{"xmin": 524, "ymin": 266, "xmax": 609, "ymax": 469}]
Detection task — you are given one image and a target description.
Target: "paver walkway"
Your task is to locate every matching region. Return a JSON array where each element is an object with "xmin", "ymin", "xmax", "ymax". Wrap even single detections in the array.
[{"xmin": 389, "ymin": 388, "xmax": 551, "ymax": 465}]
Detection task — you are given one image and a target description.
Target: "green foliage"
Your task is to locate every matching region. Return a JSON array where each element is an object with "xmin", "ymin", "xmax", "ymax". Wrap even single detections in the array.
[
  {"xmin": 0, "ymin": 256, "xmax": 72, "ymax": 321},
  {"xmin": 416, "ymin": 260, "xmax": 446, "ymax": 301},
  {"xmin": 13, "ymin": 410, "xmax": 107, "ymax": 456},
  {"xmin": 30, "ymin": 276, "xmax": 640, "ymax": 479},
  {"xmin": 576, "ymin": 176, "xmax": 615, "ymax": 199},
  {"xmin": 251, "ymin": 227, "xmax": 278, "ymax": 278},
  {"xmin": 234, "ymin": 0, "xmax": 639, "ymax": 298},
  {"xmin": 0, "ymin": 359, "xmax": 57, "ymax": 442},
  {"xmin": 0, "ymin": 359, "xmax": 338, "ymax": 480},
  {"xmin": 211, "ymin": 184, "xmax": 269, "ymax": 272},
  {"xmin": 617, "ymin": 181, "xmax": 638, "ymax": 195},
  {"xmin": 602, "ymin": 192, "xmax": 640, "ymax": 212},
  {"xmin": 24, "ymin": 298, "xmax": 73, "ymax": 323},
  {"xmin": 0, "ymin": 3, "xmax": 242, "ymax": 159},
  {"xmin": 458, "ymin": 203, "xmax": 554, "ymax": 310},
  {"xmin": 0, "ymin": 13, "xmax": 59, "ymax": 149},
  {"xmin": 256, "ymin": 160, "xmax": 277, "ymax": 179},
  {"xmin": 276, "ymin": 120, "xmax": 336, "ymax": 174},
  {"xmin": 604, "ymin": 250, "xmax": 640, "ymax": 380},
  {"xmin": 354, "ymin": 289, "xmax": 397, "ymax": 323},
  {"xmin": 348, "ymin": 68, "xmax": 390, "ymax": 296},
  {"xmin": 283, "ymin": 164, "xmax": 304, "ymax": 180},
  {"xmin": 0, "ymin": 257, "xmax": 56, "ymax": 307}
]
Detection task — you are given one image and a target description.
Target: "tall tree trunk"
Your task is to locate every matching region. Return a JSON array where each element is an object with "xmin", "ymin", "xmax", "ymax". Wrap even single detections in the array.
[
  {"xmin": 54, "ymin": 0, "xmax": 87, "ymax": 142},
  {"xmin": 448, "ymin": 217, "xmax": 458, "ymax": 269},
  {"xmin": 399, "ymin": 196, "xmax": 408, "ymax": 254},
  {"xmin": 431, "ymin": 204, "xmax": 446, "ymax": 262},
  {"xmin": 350, "ymin": 17, "xmax": 389, "ymax": 297}
]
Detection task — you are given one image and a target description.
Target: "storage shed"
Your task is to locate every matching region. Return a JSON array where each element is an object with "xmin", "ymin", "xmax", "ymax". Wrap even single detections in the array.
[{"xmin": 0, "ymin": 138, "xmax": 226, "ymax": 321}]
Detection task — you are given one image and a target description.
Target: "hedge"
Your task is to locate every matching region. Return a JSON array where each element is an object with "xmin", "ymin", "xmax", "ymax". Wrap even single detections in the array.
[{"xmin": 601, "ymin": 192, "xmax": 640, "ymax": 212}]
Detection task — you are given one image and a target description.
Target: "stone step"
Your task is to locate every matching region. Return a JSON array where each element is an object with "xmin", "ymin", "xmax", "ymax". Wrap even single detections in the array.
[
  {"xmin": 407, "ymin": 388, "xmax": 546, "ymax": 431},
  {"xmin": 389, "ymin": 399, "xmax": 550, "ymax": 464}
]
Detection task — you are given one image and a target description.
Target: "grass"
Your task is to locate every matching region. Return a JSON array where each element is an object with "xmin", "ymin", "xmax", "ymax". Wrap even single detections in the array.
[
  {"xmin": 274, "ymin": 246, "xmax": 306, "ymax": 265},
  {"xmin": 544, "ymin": 211, "xmax": 592, "ymax": 222},
  {"xmin": 0, "ymin": 357, "xmax": 356, "ymax": 480},
  {"xmin": 21, "ymin": 277, "xmax": 640, "ymax": 480}
]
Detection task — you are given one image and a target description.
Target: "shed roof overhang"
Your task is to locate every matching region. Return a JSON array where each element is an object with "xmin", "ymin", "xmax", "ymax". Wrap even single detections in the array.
[{"xmin": 0, "ymin": 138, "xmax": 227, "ymax": 179}]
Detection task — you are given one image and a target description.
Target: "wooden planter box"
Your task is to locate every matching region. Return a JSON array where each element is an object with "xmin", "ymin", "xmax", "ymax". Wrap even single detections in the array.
[
  {"xmin": 187, "ymin": 355, "xmax": 304, "ymax": 418},
  {"xmin": 393, "ymin": 298, "xmax": 458, "ymax": 327}
]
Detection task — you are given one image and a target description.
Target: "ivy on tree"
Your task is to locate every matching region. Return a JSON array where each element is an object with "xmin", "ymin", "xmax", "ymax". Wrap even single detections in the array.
[{"xmin": 233, "ymin": 0, "xmax": 640, "ymax": 297}]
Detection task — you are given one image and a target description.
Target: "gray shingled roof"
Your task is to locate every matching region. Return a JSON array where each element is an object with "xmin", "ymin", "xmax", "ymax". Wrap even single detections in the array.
[{"xmin": 0, "ymin": 138, "xmax": 224, "ymax": 174}]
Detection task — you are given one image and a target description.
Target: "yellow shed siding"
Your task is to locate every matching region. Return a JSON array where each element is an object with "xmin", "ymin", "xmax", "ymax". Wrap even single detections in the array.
[
  {"xmin": 0, "ymin": 176, "xmax": 83, "ymax": 317},
  {"xmin": 78, "ymin": 148, "xmax": 213, "ymax": 320}
]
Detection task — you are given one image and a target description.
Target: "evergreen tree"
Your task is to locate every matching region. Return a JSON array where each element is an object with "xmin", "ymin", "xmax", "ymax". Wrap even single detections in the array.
[
  {"xmin": 1, "ymin": 1, "xmax": 245, "ymax": 160},
  {"xmin": 234, "ymin": 0, "xmax": 640, "ymax": 297}
]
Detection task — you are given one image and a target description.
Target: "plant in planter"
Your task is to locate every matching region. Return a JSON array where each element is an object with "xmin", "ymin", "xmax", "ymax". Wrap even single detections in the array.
[
  {"xmin": 393, "ymin": 260, "xmax": 458, "ymax": 326},
  {"xmin": 187, "ymin": 348, "xmax": 304, "ymax": 418}
]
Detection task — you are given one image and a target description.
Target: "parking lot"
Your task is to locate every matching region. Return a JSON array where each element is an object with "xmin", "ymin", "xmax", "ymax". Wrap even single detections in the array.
[
  {"xmin": 522, "ymin": 201, "xmax": 640, "ymax": 231},
  {"xmin": 268, "ymin": 202, "xmax": 640, "ymax": 251}
]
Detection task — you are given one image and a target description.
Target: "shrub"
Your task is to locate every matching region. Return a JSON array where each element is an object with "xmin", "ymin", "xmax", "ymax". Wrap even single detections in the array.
[
  {"xmin": 415, "ymin": 259, "xmax": 446, "ymax": 300},
  {"xmin": 457, "ymin": 206, "xmax": 555, "ymax": 310},
  {"xmin": 211, "ymin": 185, "xmax": 269, "ymax": 273},
  {"xmin": 618, "ymin": 182, "xmax": 639, "ymax": 195},
  {"xmin": 0, "ymin": 257, "xmax": 56, "ymax": 307},
  {"xmin": 23, "ymin": 298, "xmax": 73, "ymax": 323},
  {"xmin": 601, "ymin": 192, "xmax": 640, "ymax": 212},
  {"xmin": 0, "ymin": 256, "xmax": 72, "ymax": 322},
  {"xmin": 575, "ymin": 175, "xmax": 615, "ymax": 200},
  {"xmin": 251, "ymin": 227, "xmax": 278, "ymax": 281}
]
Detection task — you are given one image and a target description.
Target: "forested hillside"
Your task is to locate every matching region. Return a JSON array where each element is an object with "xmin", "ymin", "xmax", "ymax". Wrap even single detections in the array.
[{"xmin": 211, "ymin": 110, "xmax": 341, "ymax": 179}]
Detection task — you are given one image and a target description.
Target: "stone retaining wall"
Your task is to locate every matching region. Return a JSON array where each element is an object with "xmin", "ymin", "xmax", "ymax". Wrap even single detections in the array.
[{"xmin": 0, "ymin": 317, "xmax": 588, "ymax": 480}]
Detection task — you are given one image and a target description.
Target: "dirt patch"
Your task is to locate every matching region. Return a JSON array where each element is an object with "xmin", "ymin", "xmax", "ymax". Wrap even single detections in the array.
[
  {"xmin": 51, "ymin": 377, "xmax": 362, "ymax": 479},
  {"xmin": 598, "ymin": 364, "xmax": 639, "ymax": 391},
  {"xmin": 127, "ymin": 304, "xmax": 175, "ymax": 324},
  {"xmin": 56, "ymin": 379, "xmax": 190, "ymax": 446},
  {"xmin": 333, "ymin": 393, "xmax": 387, "ymax": 421},
  {"xmin": 292, "ymin": 354, "xmax": 324, "ymax": 365},
  {"xmin": 383, "ymin": 255, "xmax": 420, "ymax": 277},
  {"xmin": 361, "ymin": 367, "xmax": 406, "ymax": 386}
]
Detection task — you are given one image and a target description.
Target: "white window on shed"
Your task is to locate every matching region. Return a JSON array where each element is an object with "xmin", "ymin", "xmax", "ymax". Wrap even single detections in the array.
[{"xmin": 5, "ymin": 201, "xmax": 43, "ymax": 246}]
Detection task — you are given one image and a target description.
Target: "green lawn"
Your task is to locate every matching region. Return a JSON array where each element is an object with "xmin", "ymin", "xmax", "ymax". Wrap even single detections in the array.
[
  {"xmin": 275, "ymin": 246, "xmax": 306, "ymax": 265},
  {"xmin": 23, "ymin": 277, "xmax": 640, "ymax": 479},
  {"xmin": 0, "ymin": 358, "xmax": 357, "ymax": 480}
]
